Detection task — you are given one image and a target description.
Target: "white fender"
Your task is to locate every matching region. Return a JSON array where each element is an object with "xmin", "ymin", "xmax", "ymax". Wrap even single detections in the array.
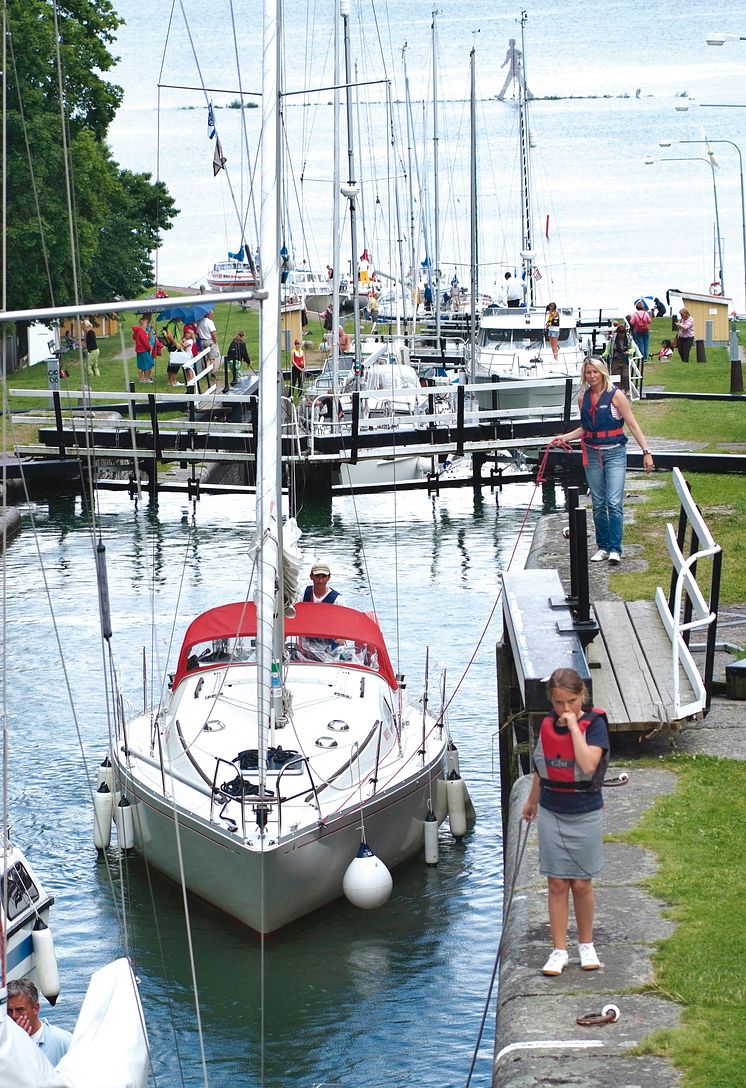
[
  {"xmin": 116, "ymin": 795, "xmax": 135, "ymax": 852},
  {"xmin": 424, "ymin": 810, "xmax": 439, "ymax": 865},
  {"xmin": 343, "ymin": 842, "xmax": 393, "ymax": 909},
  {"xmin": 446, "ymin": 771, "xmax": 467, "ymax": 839},
  {"xmin": 95, "ymin": 755, "xmax": 113, "ymax": 792},
  {"xmin": 94, "ymin": 782, "xmax": 113, "ymax": 851},
  {"xmin": 31, "ymin": 919, "xmax": 61, "ymax": 1005}
]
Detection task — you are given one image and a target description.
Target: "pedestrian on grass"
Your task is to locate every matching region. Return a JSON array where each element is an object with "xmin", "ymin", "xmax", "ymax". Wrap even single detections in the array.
[
  {"xmin": 675, "ymin": 308, "xmax": 695, "ymax": 362},
  {"xmin": 132, "ymin": 315, "xmax": 154, "ymax": 383},
  {"xmin": 82, "ymin": 320, "xmax": 100, "ymax": 377},
  {"xmin": 628, "ymin": 300, "xmax": 652, "ymax": 361},
  {"xmin": 602, "ymin": 320, "xmax": 637, "ymax": 395},
  {"xmin": 549, "ymin": 356, "xmax": 654, "ymax": 566},
  {"xmin": 521, "ymin": 667, "xmax": 610, "ymax": 977}
]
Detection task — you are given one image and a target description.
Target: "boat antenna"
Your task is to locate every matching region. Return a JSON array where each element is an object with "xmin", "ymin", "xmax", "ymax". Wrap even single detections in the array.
[{"xmin": 341, "ymin": 0, "xmax": 362, "ymax": 373}]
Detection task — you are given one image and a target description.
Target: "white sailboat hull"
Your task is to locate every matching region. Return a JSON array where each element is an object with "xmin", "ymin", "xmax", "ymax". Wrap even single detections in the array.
[
  {"xmin": 109, "ymin": 603, "xmax": 450, "ymax": 935},
  {"xmin": 112, "ymin": 752, "xmax": 447, "ymax": 933}
]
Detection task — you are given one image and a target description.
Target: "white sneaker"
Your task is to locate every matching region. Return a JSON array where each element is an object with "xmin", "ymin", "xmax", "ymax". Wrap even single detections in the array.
[
  {"xmin": 608, "ymin": 551, "xmax": 621, "ymax": 565},
  {"xmin": 590, "ymin": 549, "xmax": 609, "ymax": 562},
  {"xmin": 542, "ymin": 948, "xmax": 569, "ymax": 976},
  {"xmin": 579, "ymin": 942, "xmax": 601, "ymax": 970}
]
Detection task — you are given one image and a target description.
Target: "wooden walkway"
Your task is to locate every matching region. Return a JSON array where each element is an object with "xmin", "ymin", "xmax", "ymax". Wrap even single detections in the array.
[{"xmin": 588, "ymin": 600, "xmax": 698, "ymax": 731}]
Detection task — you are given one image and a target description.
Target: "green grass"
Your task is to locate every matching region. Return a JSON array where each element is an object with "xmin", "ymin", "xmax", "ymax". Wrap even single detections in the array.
[
  {"xmin": 620, "ymin": 756, "xmax": 746, "ymax": 1088},
  {"xmin": 611, "ymin": 319, "xmax": 746, "ymax": 604}
]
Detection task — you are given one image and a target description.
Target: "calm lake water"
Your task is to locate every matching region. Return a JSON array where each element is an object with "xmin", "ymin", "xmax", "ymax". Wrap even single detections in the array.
[
  {"xmin": 4, "ymin": 479, "xmax": 553, "ymax": 1087},
  {"xmin": 107, "ymin": 0, "xmax": 746, "ymax": 309}
]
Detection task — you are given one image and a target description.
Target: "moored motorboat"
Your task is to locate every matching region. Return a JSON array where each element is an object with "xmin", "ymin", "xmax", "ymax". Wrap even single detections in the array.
[{"xmin": 207, "ymin": 257, "xmax": 258, "ymax": 291}]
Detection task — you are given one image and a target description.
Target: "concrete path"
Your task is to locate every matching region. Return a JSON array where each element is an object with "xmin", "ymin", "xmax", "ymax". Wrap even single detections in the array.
[{"xmin": 494, "ymin": 493, "xmax": 745, "ymax": 1086}]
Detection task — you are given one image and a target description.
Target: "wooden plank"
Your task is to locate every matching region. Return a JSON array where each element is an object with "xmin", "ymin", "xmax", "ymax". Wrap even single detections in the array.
[
  {"xmin": 593, "ymin": 601, "xmax": 667, "ymax": 726},
  {"xmin": 626, "ymin": 599, "xmax": 697, "ymax": 713},
  {"xmin": 585, "ymin": 635, "xmax": 630, "ymax": 728}
]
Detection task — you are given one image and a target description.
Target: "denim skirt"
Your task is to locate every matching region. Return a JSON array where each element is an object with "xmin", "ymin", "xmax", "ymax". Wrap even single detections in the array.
[{"xmin": 538, "ymin": 807, "xmax": 604, "ymax": 879}]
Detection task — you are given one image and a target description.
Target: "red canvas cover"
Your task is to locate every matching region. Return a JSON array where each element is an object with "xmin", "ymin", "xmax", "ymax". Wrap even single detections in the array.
[{"xmin": 172, "ymin": 602, "xmax": 397, "ymax": 690}]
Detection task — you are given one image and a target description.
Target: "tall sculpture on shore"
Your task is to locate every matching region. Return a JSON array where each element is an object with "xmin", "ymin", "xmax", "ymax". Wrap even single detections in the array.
[{"xmin": 497, "ymin": 37, "xmax": 533, "ymax": 101}]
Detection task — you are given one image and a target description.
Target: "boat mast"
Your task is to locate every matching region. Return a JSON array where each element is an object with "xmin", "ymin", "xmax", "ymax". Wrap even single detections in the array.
[
  {"xmin": 518, "ymin": 9, "xmax": 534, "ymax": 306},
  {"xmin": 332, "ymin": 1, "xmax": 341, "ymax": 402},
  {"xmin": 341, "ymin": 0, "xmax": 362, "ymax": 373},
  {"xmin": 432, "ymin": 10, "xmax": 441, "ymax": 346},
  {"xmin": 257, "ymin": 0, "xmax": 283, "ymax": 788},
  {"xmin": 469, "ymin": 45, "xmax": 478, "ymax": 381},
  {"xmin": 402, "ymin": 44, "xmax": 418, "ymax": 340}
]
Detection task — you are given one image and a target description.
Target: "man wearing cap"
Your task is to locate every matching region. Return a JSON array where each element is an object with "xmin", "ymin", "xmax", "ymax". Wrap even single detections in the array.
[{"xmin": 302, "ymin": 563, "xmax": 346, "ymax": 606}]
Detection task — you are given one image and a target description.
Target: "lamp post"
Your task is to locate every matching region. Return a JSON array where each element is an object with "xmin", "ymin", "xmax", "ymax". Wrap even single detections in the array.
[
  {"xmin": 661, "ymin": 138, "xmax": 746, "ymax": 311},
  {"xmin": 645, "ymin": 155, "xmax": 725, "ymax": 297}
]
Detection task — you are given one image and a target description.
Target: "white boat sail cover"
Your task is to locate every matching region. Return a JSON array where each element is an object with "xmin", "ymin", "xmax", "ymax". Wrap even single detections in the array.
[{"xmin": 0, "ymin": 959, "xmax": 149, "ymax": 1088}]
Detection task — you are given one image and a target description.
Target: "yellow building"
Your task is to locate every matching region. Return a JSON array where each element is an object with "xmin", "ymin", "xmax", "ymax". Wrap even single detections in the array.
[{"xmin": 669, "ymin": 290, "xmax": 733, "ymax": 345}]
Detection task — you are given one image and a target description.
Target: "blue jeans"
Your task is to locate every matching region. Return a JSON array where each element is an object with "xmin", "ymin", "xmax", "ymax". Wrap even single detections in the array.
[
  {"xmin": 631, "ymin": 329, "xmax": 649, "ymax": 359},
  {"xmin": 583, "ymin": 442, "xmax": 627, "ymax": 554}
]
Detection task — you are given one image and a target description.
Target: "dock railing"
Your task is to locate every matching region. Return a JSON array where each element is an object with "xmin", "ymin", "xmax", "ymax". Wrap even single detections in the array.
[{"xmin": 656, "ymin": 467, "xmax": 722, "ymax": 717}]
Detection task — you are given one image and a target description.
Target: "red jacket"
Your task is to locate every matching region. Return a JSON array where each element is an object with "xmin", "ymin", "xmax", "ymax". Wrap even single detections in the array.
[{"xmin": 132, "ymin": 324, "xmax": 152, "ymax": 353}]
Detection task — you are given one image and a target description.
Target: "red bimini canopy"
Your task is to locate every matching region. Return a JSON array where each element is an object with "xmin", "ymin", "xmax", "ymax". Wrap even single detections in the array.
[{"xmin": 172, "ymin": 602, "xmax": 397, "ymax": 690}]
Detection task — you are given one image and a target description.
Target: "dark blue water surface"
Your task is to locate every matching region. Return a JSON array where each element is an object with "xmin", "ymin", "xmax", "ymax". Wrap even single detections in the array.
[{"xmin": 3, "ymin": 479, "xmax": 550, "ymax": 1087}]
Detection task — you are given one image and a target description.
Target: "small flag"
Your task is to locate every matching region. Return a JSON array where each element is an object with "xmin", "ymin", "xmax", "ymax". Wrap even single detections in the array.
[
  {"xmin": 532, "ymin": 267, "xmax": 542, "ymax": 281},
  {"xmin": 213, "ymin": 137, "xmax": 227, "ymax": 176},
  {"xmin": 207, "ymin": 102, "xmax": 216, "ymax": 140}
]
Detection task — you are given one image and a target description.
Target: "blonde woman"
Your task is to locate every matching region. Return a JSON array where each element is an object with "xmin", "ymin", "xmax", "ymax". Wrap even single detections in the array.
[
  {"xmin": 676, "ymin": 308, "xmax": 695, "ymax": 361},
  {"xmin": 550, "ymin": 356, "xmax": 654, "ymax": 565}
]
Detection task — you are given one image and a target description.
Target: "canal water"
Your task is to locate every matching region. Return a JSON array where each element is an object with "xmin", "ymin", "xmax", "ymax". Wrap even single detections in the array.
[{"xmin": 3, "ymin": 479, "xmax": 552, "ymax": 1087}]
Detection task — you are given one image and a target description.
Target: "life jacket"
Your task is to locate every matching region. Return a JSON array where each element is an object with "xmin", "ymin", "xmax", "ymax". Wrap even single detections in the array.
[
  {"xmin": 533, "ymin": 709, "xmax": 607, "ymax": 791},
  {"xmin": 302, "ymin": 586, "xmax": 339, "ymax": 604},
  {"xmin": 580, "ymin": 388, "xmax": 626, "ymax": 465}
]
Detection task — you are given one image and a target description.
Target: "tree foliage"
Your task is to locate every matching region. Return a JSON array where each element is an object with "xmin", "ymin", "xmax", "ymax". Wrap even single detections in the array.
[{"xmin": 2, "ymin": 0, "xmax": 177, "ymax": 311}]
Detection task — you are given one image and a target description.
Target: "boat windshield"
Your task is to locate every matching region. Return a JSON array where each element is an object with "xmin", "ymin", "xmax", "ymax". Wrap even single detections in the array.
[{"xmin": 182, "ymin": 635, "xmax": 380, "ymax": 672}]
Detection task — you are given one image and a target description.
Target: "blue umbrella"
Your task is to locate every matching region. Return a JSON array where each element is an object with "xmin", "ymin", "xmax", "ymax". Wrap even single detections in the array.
[{"xmin": 156, "ymin": 302, "xmax": 214, "ymax": 324}]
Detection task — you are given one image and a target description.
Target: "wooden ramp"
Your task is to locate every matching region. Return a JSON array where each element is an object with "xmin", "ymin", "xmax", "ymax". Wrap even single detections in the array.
[{"xmin": 588, "ymin": 600, "xmax": 699, "ymax": 732}]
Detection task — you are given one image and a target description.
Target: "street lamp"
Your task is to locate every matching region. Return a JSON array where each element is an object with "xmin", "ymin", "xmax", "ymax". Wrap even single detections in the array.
[
  {"xmin": 660, "ymin": 138, "xmax": 746, "ymax": 311},
  {"xmin": 645, "ymin": 155, "xmax": 725, "ymax": 297}
]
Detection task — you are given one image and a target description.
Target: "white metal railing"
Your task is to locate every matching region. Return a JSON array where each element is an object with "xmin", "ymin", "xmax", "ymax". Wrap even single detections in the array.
[{"xmin": 654, "ymin": 467, "xmax": 721, "ymax": 718}]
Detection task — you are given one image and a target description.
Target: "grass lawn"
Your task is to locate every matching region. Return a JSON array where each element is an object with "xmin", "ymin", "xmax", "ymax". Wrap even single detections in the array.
[{"xmin": 619, "ymin": 756, "xmax": 746, "ymax": 1088}]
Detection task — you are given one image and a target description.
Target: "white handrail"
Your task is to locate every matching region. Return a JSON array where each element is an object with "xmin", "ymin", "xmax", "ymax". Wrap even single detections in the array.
[{"xmin": 655, "ymin": 467, "xmax": 721, "ymax": 718}]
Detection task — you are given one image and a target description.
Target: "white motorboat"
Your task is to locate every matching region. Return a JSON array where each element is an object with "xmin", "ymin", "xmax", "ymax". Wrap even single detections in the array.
[
  {"xmin": 207, "ymin": 257, "xmax": 258, "ymax": 291},
  {"xmin": 281, "ymin": 267, "xmax": 332, "ymax": 313},
  {"xmin": 474, "ymin": 303, "xmax": 585, "ymax": 409},
  {"xmin": 0, "ymin": 841, "xmax": 59, "ymax": 1001}
]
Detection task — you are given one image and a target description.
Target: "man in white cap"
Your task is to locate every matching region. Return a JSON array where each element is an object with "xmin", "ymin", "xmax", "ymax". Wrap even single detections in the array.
[{"xmin": 302, "ymin": 562, "xmax": 346, "ymax": 606}]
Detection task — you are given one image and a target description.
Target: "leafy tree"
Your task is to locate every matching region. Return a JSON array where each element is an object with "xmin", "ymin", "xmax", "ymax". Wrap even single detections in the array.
[{"xmin": 2, "ymin": 0, "xmax": 177, "ymax": 311}]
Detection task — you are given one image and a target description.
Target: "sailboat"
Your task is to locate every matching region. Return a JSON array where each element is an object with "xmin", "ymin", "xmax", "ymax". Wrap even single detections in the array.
[
  {"xmin": 106, "ymin": 0, "xmax": 454, "ymax": 936},
  {"xmin": 474, "ymin": 13, "xmax": 585, "ymax": 409}
]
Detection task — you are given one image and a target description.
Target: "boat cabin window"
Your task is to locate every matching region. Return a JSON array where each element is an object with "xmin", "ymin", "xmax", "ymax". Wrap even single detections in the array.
[
  {"xmin": 0, "ymin": 861, "xmax": 40, "ymax": 922},
  {"xmin": 186, "ymin": 638, "xmax": 256, "ymax": 670},
  {"xmin": 481, "ymin": 327, "xmax": 574, "ymax": 347}
]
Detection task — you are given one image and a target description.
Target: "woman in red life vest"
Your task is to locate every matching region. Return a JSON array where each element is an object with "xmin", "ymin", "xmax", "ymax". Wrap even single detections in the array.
[
  {"xmin": 550, "ymin": 356, "xmax": 654, "ymax": 565},
  {"xmin": 291, "ymin": 339, "xmax": 305, "ymax": 394},
  {"xmin": 521, "ymin": 668, "xmax": 610, "ymax": 976}
]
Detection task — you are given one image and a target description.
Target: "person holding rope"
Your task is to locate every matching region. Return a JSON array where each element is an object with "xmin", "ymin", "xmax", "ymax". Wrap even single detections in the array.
[
  {"xmin": 549, "ymin": 355, "xmax": 654, "ymax": 565},
  {"xmin": 521, "ymin": 667, "xmax": 610, "ymax": 976}
]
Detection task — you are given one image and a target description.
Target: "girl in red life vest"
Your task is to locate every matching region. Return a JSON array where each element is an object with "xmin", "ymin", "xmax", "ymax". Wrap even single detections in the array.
[{"xmin": 521, "ymin": 667, "xmax": 610, "ymax": 976}]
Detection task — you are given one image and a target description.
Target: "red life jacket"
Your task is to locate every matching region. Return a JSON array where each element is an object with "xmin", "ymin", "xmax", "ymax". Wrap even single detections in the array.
[{"xmin": 533, "ymin": 709, "xmax": 606, "ymax": 791}]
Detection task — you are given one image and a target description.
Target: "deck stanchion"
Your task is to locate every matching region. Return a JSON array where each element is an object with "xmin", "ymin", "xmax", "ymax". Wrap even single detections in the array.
[{"xmin": 566, "ymin": 486, "xmax": 579, "ymax": 607}]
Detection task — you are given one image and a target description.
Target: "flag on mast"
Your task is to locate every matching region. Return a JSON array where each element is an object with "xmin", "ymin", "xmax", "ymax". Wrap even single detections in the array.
[
  {"xmin": 207, "ymin": 102, "xmax": 216, "ymax": 140},
  {"xmin": 212, "ymin": 137, "xmax": 227, "ymax": 176}
]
